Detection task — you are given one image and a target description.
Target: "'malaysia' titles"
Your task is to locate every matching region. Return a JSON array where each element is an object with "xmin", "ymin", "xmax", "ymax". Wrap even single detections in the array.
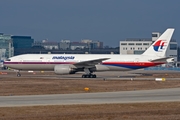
[{"xmin": 52, "ymin": 56, "xmax": 75, "ymax": 60}]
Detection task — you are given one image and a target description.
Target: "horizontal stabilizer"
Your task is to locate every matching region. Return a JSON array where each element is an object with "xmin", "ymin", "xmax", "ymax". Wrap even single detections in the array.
[{"xmin": 150, "ymin": 57, "xmax": 173, "ymax": 62}]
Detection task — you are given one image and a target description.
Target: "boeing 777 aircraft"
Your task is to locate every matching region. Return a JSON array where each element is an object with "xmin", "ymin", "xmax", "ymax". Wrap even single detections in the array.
[{"xmin": 4, "ymin": 28, "xmax": 175, "ymax": 78}]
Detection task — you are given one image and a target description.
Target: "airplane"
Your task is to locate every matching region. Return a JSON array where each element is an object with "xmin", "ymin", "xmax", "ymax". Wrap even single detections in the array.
[{"xmin": 3, "ymin": 28, "xmax": 175, "ymax": 78}]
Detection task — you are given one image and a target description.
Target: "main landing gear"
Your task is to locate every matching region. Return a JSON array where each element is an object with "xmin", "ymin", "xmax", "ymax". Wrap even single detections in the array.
[
  {"xmin": 82, "ymin": 68, "xmax": 97, "ymax": 78},
  {"xmin": 82, "ymin": 74, "xmax": 96, "ymax": 78}
]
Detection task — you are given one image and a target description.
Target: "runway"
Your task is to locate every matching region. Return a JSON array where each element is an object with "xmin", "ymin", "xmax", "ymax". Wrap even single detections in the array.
[
  {"xmin": 0, "ymin": 88, "xmax": 180, "ymax": 107},
  {"xmin": 1, "ymin": 70, "xmax": 180, "ymax": 80}
]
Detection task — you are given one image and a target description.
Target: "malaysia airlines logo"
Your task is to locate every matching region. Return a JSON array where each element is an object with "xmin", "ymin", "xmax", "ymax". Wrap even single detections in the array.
[{"xmin": 153, "ymin": 40, "xmax": 166, "ymax": 52}]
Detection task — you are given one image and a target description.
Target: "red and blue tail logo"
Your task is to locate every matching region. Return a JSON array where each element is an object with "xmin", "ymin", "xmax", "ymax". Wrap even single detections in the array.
[{"xmin": 153, "ymin": 40, "xmax": 165, "ymax": 52}]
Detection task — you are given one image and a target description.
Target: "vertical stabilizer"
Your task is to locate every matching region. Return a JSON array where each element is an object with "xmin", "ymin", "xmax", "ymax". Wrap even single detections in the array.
[{"xmin": 142, "ymin": 28, "xmax": 175, "ymax": 57}]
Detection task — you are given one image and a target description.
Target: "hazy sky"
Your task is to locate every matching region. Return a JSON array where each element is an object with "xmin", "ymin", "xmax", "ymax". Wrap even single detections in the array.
[{"xmin": 0, "ymin": 0, "xmax": 179, "ymax": 47}]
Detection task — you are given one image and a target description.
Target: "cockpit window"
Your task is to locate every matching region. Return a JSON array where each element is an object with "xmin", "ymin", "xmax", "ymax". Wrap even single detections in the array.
[{"xmin": 6, "ymin": 59, "xmax": 11, "ymax": 61}]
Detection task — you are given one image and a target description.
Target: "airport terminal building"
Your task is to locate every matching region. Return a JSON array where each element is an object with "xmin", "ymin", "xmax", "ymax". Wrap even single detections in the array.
[{"xmin": 0, "ymin": 33, "xmax": 14, "ymax": 60}]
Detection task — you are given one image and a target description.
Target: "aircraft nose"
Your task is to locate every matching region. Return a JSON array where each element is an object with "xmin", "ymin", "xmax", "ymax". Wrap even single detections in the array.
[{"xmin": 5, "ymin": 58, "xmax": 11, "ymax": 61}]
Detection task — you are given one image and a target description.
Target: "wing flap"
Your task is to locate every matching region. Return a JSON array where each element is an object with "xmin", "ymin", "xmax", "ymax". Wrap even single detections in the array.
[{"xmin": 74, "ymin": 58, "xmax": 110, "ymax": 68}]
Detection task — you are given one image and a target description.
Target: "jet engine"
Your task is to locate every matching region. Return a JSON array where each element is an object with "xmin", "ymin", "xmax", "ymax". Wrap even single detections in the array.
[{"xmin": 54, "ymin": 64, "xmax": 76, "ymax": 75}]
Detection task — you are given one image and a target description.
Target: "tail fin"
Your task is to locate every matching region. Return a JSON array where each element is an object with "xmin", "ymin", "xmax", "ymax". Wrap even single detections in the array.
[{"xmin": 142, "ymin": 28, "xmax": 175, "ymax": 57}]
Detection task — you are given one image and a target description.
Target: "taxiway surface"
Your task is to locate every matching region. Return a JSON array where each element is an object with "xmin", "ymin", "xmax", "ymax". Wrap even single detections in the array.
[{"xmin": 0, "ymin": 88, "xmax": 180, "ymax": 107}]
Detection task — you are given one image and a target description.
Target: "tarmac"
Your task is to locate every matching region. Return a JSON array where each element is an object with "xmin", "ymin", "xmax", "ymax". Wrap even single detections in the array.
[
  {"xmin": 0, "ymin": 69, "xmax": 180, "ymax": 107},
  {"xmin": 0, "ymin": 88, "xmax": 180, "ymax": 107}
]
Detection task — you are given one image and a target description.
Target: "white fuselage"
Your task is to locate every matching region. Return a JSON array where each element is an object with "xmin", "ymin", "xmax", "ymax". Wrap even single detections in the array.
[{"xmin": 4, "ymin": 54, "xmax": 163, "ymax": 72}]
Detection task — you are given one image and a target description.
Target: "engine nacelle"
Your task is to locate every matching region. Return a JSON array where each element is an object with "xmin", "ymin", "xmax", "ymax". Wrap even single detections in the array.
[{"xmin": 54, "ymin": 64, "xmax": 76, "ymax": 75}]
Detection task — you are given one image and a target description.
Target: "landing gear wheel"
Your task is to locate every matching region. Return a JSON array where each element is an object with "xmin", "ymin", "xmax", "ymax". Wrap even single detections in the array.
[
  {"xmin": 17, "ymin": 72, "xmax": 21, "ymax": 77},
  {"xmin": 90, "ymin": 74, "xmax": 93, "ymax": 78},
  {"xmin": 82, "ymin": 75, "xmax": 85, "ymax": 78},
  {"xmin": 93, "ymin": 74, "xmax": 96, "ymax": 78}
]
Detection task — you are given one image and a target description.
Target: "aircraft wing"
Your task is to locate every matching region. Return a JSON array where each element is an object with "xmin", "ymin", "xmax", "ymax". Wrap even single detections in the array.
[
  {"xmin": 150, "ymin": 57, "xmax": 174, "ymax": 62},
  {"xmin": 74, "ymin": 58, "xmax": 110, "ymax": 68}
]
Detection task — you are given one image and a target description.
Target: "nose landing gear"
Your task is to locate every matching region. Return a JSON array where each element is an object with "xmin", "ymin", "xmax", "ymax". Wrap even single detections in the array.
[{"xmin": 17, "ymin": 71, "xmax": 21, "ymax": 77}]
